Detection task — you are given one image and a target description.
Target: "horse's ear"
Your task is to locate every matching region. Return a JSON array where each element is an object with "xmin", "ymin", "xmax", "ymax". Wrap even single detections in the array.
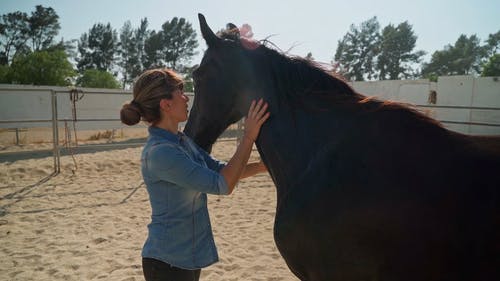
[
  {"xmin": 198, "ymin": 13, "xmax": 219, "ymax": 47},
  {"xmin": 225, "ymin": 23, "xmax": 240, "ymax": 39},
  {"xmin": 226, "ymin": 23, "xmax": 237, "ymax": 29}
]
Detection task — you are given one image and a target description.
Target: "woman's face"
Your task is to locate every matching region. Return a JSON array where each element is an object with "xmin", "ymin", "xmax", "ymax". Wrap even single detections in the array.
[{"xmin": 167, "ymin": 89, "xmax": 190, "ymax": 123}]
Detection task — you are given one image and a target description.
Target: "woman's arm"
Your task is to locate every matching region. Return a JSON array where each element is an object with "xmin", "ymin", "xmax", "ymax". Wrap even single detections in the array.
[
  {"xmin": 240, "ymin": 161, "xmax": 267, "ymax": 179},
  {"xmin": 220, "ymin": 99, "xmax": 269, "ymax": 194}
]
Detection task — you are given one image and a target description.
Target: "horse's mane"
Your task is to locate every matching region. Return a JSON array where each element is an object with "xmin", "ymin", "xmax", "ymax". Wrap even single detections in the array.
[{"xmin": 218, "ymin": 28, "xmax": 444, "ymax": 129}]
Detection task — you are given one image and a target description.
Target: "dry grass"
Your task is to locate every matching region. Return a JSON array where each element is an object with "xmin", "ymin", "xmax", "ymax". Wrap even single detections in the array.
[{"xmin": 87, "ymin": 130, "xmax": 114, "ymax": 141}]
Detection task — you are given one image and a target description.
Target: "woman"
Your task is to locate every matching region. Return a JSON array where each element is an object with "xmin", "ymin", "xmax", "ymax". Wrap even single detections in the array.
[{"xmin": 120, "ymin": 68, "xmax": 269, "ymax": 281}]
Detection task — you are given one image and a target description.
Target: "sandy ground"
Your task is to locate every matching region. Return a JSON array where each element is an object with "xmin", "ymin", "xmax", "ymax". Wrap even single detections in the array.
[{"xmin": 0, "ymin": 138, "xmax": 298, "ymax": 281}]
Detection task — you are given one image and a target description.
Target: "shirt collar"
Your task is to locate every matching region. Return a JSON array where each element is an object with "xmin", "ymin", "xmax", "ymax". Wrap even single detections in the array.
[{"xmin": 148, "ymin": 126, "xmax": 184, "ymax": 144}]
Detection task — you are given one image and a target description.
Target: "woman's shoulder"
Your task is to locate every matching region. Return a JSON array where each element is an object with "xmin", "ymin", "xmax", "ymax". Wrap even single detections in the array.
[
  {"xmin": 147, "ymin": 141, "xmax": 181, "ymax": 156},
  {"xmin": 142, "ymin": 134, "xmax": 180, "ymax": 156},
  {"xmin": 145, "ymin": 142, "xmax": 187, "ymax": 171}
]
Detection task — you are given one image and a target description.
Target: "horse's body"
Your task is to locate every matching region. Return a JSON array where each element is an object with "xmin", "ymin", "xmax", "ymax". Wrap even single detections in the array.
[{"xmin": 184, "ymin": 14, "xmax": 500, "ymax": 281}]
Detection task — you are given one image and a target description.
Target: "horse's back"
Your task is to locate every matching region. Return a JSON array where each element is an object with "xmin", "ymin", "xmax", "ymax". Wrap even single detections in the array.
[{"xmin": 274, "ymin": 129, "xmax": 500, "ymax": 281}]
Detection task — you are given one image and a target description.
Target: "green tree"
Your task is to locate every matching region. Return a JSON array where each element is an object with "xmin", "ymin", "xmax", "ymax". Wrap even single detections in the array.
[
  {"xmin": 0, "ymin": 64, "xmax": 11, "ymax": 82},
  {"xmin": 178, "ymin": 64, "xmax": 198, "ymax": 92},
  {"xmin": 9, "ymin": 49, "xmax": 75, "ymax": 86},
  {"xmin": 77, "ymin": 23, "xmax": 118, "ymax": 72},
  {"xmin": 143, "ymin": 30, "xmax": 162, "ymax": 69},
  {"xmin": 377, "ymin": 21, "xmax": 425, "ymax": 80},
  {"xmin": 28, "ymin": 5, "xmax": 60, "ymax": 51},
  {"xmin": 481, "ymin": 53, "xmax": 500, "ymax": 77},
  {"xmin": 0, "ymin": 11, "xmax": 30, "ymax": 65},
  {"xmin": 305, "ymin": 52, "xmax": 314, "ymax": 61},
  {"xmin": 334, "ymin": 17, "xmax": 380, "ymax": 81},
  {"xmin": 135, "ymin": 18, "xmax": 149, "ymax": 71},
  {"xmin": 481, "ymin": 31, "xmax": 500, "ymax": 77},
  {"xmin": 76, "ymin": 69, "xmax": 121, "ymax": 89},
  {"xmin": 485, "ymin": 30, "xmax": 500, "ymax": 57},
  {"xmin": 141, "ymin": 17, "xmax": 198, "ymax": 73},
  {"xmin": 159, "ymin": 17, "xmax": 198, "ymax": 71},
  {"xmin": 422, "ymin": 34, "xmax": 485, "ymax": 77},
  {"xmin": 118, "ymin": 20, "xmax": 141, "ymax": 88},
  {"xmin": 1, "ymin": 5, "xmax": 63, "ymax": 65}
]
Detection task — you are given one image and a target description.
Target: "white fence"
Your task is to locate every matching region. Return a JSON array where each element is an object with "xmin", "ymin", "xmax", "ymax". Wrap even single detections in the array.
[
  {"xmin": 1, "ymin": 75, "xmax": 499, "ymax": 172},
  {"xmin": 0, "ymin": 84, "xmax": 195, "ymax": 130},
  {"xmin": 0, "ymin": 85, "xmax": 194, "ymax": 173}
]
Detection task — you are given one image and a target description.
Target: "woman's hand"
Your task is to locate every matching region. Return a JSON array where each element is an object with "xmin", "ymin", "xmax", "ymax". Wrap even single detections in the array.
[
  {"xmin": 244, "ymin": 98, "xmax": 270, "ymax": 142},
  {"xmin": 221, "ymin": 98, "xmax": 270, "ymax": 194}
]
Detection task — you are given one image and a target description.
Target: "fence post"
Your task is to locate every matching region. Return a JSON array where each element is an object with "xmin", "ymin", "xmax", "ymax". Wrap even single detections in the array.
[
  {"xmin": 15, "ymin": 128, "xmax": 20, "ymax": 145},
  {"xmin": 51, "ymin": 90, "xmax": 60, "ymax": 174}
]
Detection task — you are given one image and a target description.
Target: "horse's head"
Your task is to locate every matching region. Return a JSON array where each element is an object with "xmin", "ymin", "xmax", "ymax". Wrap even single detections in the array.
[{"xmin": 184, "ymin": 14, "xmax": 261, "ymax": 152}]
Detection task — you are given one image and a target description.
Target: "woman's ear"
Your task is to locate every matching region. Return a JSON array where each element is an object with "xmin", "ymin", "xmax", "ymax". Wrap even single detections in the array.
[{"xmin": 159, "ymin": 99, "xmax": 171, "ymax": 111}]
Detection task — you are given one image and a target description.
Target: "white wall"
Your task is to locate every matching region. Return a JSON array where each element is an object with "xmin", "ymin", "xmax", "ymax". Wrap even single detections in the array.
[
  {"xmin": 1, "ymin": 76, "xmax": 499, "ymax": 135},
  {"xmin": 351, "ymin": 76, "xmax": 500, "ymax": 135},
  {"xmin": 0, "ymin": 85, "xmax": 70, "ymax": 128},
  {"xmin": 0, "ymin": 84, "xmax": 194, "ymax": 130},
  {"xmin": 350, "ymin": 79, "xmax": 432, "ymax": 104}
]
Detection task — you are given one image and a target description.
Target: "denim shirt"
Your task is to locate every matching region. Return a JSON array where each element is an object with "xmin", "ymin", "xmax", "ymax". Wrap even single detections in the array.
[{"xmin": 141, "ymin": 126, "xmax": 228, "ymax": 269}]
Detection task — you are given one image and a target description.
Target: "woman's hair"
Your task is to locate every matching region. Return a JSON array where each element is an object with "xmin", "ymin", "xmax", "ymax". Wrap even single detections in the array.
[{"xmin": 120, "ymin": 68, "xmax": 184, "ymax": 126}]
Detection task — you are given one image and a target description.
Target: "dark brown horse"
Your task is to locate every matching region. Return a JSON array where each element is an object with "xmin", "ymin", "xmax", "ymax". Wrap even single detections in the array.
[{"xmin": 184, "ymin": 14, "xmax": 500, "ymax": 281}]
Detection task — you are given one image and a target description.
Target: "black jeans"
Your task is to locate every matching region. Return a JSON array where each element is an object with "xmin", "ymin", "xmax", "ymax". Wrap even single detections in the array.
[{"xmin": 142, "ymin": 258, "xmax": 201, "ymax": 281}]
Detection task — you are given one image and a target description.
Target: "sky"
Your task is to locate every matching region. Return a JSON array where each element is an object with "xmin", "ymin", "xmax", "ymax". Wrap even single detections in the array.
[{"xmin": 1, "ymin": 0, "xmax": 499, "ymax": 66}]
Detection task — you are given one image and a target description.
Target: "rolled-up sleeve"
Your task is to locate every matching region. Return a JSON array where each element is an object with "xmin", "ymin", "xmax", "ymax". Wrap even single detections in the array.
[
  {"xmin": 196, "ymin": 144, "xmax": 227, "ymax": 172},
  {"xmin": 147, "ymin": 144, "xmax": 229, "ymax": 195}
]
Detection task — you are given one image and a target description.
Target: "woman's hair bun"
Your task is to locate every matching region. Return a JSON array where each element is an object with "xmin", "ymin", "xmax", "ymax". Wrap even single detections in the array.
[{"xmin": 120, "ymin": 102, "xmax": 141, "ymax": 126}]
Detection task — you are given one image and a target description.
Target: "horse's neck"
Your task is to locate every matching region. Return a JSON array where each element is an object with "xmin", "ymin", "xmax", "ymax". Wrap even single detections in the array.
[
  {"xmin": 249, "ymin": 70, "xmax": 346, "ymax": 200},
  {"xmin": 254, "ymin": 99, "xmax": 317, "ymax": 200}
]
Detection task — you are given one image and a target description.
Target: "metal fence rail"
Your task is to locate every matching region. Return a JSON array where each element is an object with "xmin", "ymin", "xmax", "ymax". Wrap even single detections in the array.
[
  {"xmin": 0, "ymin": 88, "xmax": 61, "ymax": 173},
  {"xmin": 416, "ymin": 104, "xmax": 500, "ymax": 127},
  {"xmin": 1, "ymin": 83, "xmax": 499, "ymax": 174}
]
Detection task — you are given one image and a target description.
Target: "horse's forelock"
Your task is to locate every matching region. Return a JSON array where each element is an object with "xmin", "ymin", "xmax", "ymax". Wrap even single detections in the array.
[{"xmin": 218, "ymin": 28, "xmax": 240, "ymax": 42}]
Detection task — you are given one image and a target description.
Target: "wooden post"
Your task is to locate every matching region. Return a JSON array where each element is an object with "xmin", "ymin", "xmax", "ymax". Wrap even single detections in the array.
[{"xmin": 15, "ymin": 128, "xmax": 20, "ymax": 145}]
